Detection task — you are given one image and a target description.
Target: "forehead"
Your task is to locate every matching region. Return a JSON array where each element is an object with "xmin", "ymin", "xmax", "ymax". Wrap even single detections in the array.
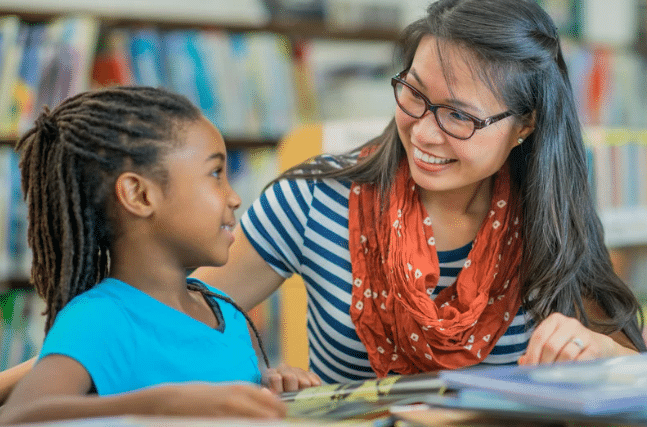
[
  {"xmin": 410, "ymin": 36, "xmax": 504, "ymax": 110},
  {"xmin": 165, "ymin": 116, "xmax": 225, "ymax": 166},
  {"xmin": 182, "ymin": 117, "xmax": 225, "ymax": 153}
]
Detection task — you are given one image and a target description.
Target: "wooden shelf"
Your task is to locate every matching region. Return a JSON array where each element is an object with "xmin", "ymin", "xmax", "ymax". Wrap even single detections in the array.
[
  {"xmin": 0, "ymin": 136, "xmax": 279, "ymax": 149},
  {"xmin": 0, "ymin": 11, "xmax": 401, "ymax": 42},
  {"xmin": 1, "ymin": 278, "xmax": 31, "ymax": 291}
]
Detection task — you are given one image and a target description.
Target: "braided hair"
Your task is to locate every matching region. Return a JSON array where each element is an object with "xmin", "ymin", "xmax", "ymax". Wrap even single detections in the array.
[{"xmin": 16, "ymin": 86, "xmax": 270, "ymax": 367}]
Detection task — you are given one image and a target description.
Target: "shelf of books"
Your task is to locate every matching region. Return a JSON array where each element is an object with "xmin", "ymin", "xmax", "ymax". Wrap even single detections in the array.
[
  {"xmin": 0, "ymin": 6, "xmax": 400, "ymax": 370},
  {"xmin": 2, "ymin": 0, "xmax": 647, "ymax": 374},
  {"xmin": 585, "ymin": 127, "xmax": 647, "ymax": 249}
]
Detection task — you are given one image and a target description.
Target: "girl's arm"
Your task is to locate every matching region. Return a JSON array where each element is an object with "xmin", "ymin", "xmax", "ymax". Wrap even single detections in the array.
[
  {"xmin": 518, "ymin": 299, "xmax": 640, "ymax": 365},
  {"xmin": 0, "ymin": 358, "xmax": 36, "ymax": 405},
  {"xmin": 191, "ymin": 226, "xmax": 285, "ymax": 311},
  {"xmin": 0, "ymin": 355, "xmax": 285, "ymax": 425}
]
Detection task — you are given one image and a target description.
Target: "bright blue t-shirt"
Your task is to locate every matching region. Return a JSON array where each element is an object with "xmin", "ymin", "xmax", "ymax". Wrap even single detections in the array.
[{"xmin": 38, "ymin": 277, "xmax": 261, "ymax": 396}]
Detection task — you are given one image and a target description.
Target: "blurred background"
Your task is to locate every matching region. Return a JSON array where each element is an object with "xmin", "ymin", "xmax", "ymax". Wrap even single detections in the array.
[{"xmin": 0, "ymin": 0, "xmax": 646, "ymax": 369}]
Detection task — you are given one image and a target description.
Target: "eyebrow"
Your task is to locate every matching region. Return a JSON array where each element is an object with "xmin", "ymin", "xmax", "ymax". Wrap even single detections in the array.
[
  {"xmin": 206, "ymin": 152, "xmax": 225, "ymax": 163},
  {"xmin": 409, "ymin": 68, "xmax": 485, "ymax": 115}
]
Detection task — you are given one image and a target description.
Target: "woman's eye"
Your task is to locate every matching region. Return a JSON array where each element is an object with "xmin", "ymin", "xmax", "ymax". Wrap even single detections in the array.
[
  {"xmin": 449, "ymin": 110, "xmax": 470, "ymax": 122},
  {"xmin": 211, "ymin": 168, "xmax": 222, "ymax": 179},
  {"xmin": 405, "ymin": 86, "xmax": 423, "ymax": 100}
]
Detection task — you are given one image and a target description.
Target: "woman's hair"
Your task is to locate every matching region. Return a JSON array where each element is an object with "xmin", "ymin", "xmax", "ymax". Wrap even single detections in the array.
[
  {"xmin": 16, "ymin": 86, "xmax": 272, "ymax": 365},
  {"xmin": 273, "ymin": 0, "xmax": 646, "ymax": 350}
]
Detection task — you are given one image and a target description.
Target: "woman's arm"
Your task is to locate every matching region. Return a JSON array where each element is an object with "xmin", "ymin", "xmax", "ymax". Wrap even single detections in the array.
[
  {"xmin": 0, "ymin": 354, "xmax": 285, "ymax": 425},
  {"xmin": 518, "ymin": 299, "xmax": 640, "ymax": 365},
  {"xmin": 191, "ymin": 226, "xmax": 286, "ymax": 311}
]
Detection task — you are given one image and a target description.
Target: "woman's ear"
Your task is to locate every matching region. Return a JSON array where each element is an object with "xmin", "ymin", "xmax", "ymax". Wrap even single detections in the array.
[
  {"xmin": 114, "ymin": 172, "xmax": 161, "ymax": 218},
  {"xmin": 518, "ymin": 110, "xmax": 536, "ymax": 141}
]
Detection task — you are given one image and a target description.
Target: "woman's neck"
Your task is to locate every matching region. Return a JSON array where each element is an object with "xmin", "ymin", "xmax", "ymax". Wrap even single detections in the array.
[
  {"xmin": 421, "ymin": 177, "xmax": 491, "ymax": 216},
  {"xmin": 419, "ymin": 177, "xmax": 493, "ymax": 251}
]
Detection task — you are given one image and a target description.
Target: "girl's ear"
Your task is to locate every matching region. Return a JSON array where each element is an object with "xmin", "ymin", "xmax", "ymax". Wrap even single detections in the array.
[{"xmin": 114, "ymin": 172, "xmax": 161, "ymax": 217}]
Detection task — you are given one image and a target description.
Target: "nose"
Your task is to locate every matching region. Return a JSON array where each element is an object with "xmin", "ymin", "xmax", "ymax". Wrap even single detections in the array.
[
  {"xmin": 227, "ymin": 184, "xmax": 242, "ymax": 211},
  {"xmin": 411, "ymin": 110, "xmax": 445, "ymax": 145}
]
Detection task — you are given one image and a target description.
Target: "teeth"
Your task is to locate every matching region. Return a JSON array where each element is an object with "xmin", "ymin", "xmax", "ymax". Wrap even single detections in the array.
[
  {"xmin": 221, "ymin": 225, "xmax": 232, "ymax": 232},
  {"xmin": 414, "ymin": 147, "xmax": 453, "ymax": 165}
]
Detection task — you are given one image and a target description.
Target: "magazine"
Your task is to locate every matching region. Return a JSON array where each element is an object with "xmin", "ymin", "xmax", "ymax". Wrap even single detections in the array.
[{"xmin": 439, "ymin": 353, "xmax": 647, "ymax": 418}]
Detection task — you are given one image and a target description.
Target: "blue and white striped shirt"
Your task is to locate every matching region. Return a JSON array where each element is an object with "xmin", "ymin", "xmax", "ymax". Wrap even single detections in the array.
[{"xmin": 241, "ymin": 176, "xmax": 534, "ymax": 384}]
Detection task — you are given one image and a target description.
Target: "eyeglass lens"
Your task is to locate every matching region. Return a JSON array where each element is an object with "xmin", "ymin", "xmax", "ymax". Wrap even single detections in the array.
[{"xmin": 393, "ymin": 80, "xmax": 475, "ymax": 139}]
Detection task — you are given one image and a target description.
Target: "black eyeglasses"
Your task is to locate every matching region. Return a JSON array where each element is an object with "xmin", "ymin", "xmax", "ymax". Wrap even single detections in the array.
[{"xmin": 391, "ymin": 71, "xmax": 513, "ymax": 140}]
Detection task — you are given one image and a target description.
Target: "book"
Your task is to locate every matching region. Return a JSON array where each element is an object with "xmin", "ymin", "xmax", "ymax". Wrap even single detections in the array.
[
  {"xmin": 129, "ymin": 28, "xmax": 165, "ymax": 87},
  {"xmin": 388, "ymin": 396, "xmax": 647, "ymax": 427},
  {"xmin": 6, "ymin": 23, "xmax": 43, "ymax": 136},
  {"xmin": 440, "ymin": 353, "xmax": 647, "ymax": 418},
  {"xmin": 30, "ymin": 16, "xmax": 100, "ymax": 130},
  {"xmin": 282, "ymin": 371, "xmax": 447, "ymax": 420},
  {"xmin": 0, "ymin": 16, "xmax": 23, "ymax": 137},
  {"xmin": 91, "ymin": 27, "xmax": 135, "ymax": 88}
]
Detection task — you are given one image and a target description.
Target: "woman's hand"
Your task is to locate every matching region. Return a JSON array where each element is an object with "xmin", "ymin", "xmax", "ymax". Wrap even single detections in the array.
[
  {"xmin": 261, "ymin": 363, "xmax": 322, "ymax": 393},
  {"xmin": 518, "ymin": 312, "xmax": 638, "ymax": 365}
]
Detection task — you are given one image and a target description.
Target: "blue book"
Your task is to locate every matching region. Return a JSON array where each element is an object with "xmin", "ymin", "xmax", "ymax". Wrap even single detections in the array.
[
  {"xmin": 622, "ymin": 142, "xmax": 639, "ymax": 207},
  {"xmin": 227, "ymin": 33, "xmax": 257, "ymax": 137},
  {"xmin": 11, "ymin": 24, "xmax": 46, "ymax": 134},
  {"xmin": 129, "ymin": 28, "xmax": 165, "ymax": 87},
  {"xmin": 162, "ymin": 30, "xmax": 221, "ymax": 129},
  {"xmin": 584, "ymin": 145, "xmax": 596, "ymax": 206},
  {"xmin": 440, "ymin": 353, "xmax": 647, "ymax": 417},
  {"xmin": 7, "ymin": 148, "xmax": 29, "ymax": 279}
]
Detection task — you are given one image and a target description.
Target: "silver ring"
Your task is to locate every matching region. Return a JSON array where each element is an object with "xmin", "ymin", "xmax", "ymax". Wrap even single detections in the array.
[{"xmin": 569, "ymin": 337, "xmax": 585, "ymax": 350}]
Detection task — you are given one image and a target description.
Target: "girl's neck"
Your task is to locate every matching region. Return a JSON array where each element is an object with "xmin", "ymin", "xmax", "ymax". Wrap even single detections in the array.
[{"xmin": 108, "ymin": 238, "xmax": 191, "ymax": 306}]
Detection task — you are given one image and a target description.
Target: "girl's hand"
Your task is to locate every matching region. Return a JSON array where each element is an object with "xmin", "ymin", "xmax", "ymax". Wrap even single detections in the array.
[
  {"xmin": 261, "ymin": 363, "xmax": 322, "ymax": 393},
  {"xmin": 518, "ymin": 312, "xmax": 638, "ymax": 365},
  {"xmin": 162, "ymin": 383, "xmax": 286, "ymax": 419}
]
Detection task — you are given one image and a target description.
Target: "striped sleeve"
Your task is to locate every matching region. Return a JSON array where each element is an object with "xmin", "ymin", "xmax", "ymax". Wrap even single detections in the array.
[{"xmin": 240, "ymin": 179, "xmax": 313, "ymax": 278}]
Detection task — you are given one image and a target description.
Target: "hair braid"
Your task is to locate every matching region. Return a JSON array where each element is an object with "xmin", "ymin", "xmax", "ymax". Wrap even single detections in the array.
[
  {"xmin": 16, "ymin": 86, "xmax": 201, "ymax": 333},
  {"xmin": 186, "ymin": 283, "xmax": 271, "ymax": 369}
]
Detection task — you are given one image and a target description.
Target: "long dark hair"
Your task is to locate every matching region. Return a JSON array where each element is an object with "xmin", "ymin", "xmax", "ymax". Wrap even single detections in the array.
[
  {"xmin": 272, "ymin": 0, "xmax": 646, "ymax": 350},
  {"xmin": 17, "ymin": 86, "xmax": 272, "ymax": 365}
]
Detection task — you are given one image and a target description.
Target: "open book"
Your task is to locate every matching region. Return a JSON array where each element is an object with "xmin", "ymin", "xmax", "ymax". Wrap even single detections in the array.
[
  {"xmin": 439, "ymin": 353, "xmax": 647, "ymax": 419},
  {"xmin": 282, "ymin": 371, "xmax": 447, "ymax": 420}
]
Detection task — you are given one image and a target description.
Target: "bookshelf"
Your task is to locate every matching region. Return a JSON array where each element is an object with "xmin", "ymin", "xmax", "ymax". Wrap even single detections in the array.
[
  {"xmin": 1, "ymin": 0, "xmax": 646, "ymax": 371},
  {"xmin": 0, "ymin": 5, "xmax": 400, "ymax": 291},
  {"xmin": 0, "ymin": 2, "xmax": 400, "ymax": 370}
]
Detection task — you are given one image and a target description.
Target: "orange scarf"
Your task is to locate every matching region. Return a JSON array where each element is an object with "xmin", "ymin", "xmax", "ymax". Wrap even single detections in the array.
[{"xmin": 349, "ymin": 158, "xmax": 523, "ymax": 376}]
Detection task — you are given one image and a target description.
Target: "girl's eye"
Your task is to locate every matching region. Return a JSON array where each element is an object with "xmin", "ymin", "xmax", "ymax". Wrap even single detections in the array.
[{"xmin": 211, "ymin": 168, "xmax": 222, "ymax": 179}]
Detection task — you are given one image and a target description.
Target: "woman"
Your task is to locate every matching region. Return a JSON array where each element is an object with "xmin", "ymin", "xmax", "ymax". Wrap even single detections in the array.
[{"xmin": 192, "ymin": 0, "xmax": 645, "ymax": 384}]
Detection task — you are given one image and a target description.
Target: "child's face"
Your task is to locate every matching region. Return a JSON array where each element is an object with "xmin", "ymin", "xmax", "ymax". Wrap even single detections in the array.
[{"xmin": 152, "ymin": 116, "xmax": 241, "ymax": 268}]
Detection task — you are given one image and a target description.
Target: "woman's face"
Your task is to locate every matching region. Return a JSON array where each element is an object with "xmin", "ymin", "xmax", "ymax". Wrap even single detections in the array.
[{"xmin": 395, "ymin": 36, "xmax": 533, "ymax": 199}]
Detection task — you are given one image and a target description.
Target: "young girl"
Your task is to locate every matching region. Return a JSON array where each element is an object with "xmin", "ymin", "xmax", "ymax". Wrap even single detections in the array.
[
  {"xmin": 192, "ymin": 0, "xmax": 646, "ymax": 383},
  {"xmin": 0, "ymin": 86, "xmax": 319, "ymax": 424}
]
